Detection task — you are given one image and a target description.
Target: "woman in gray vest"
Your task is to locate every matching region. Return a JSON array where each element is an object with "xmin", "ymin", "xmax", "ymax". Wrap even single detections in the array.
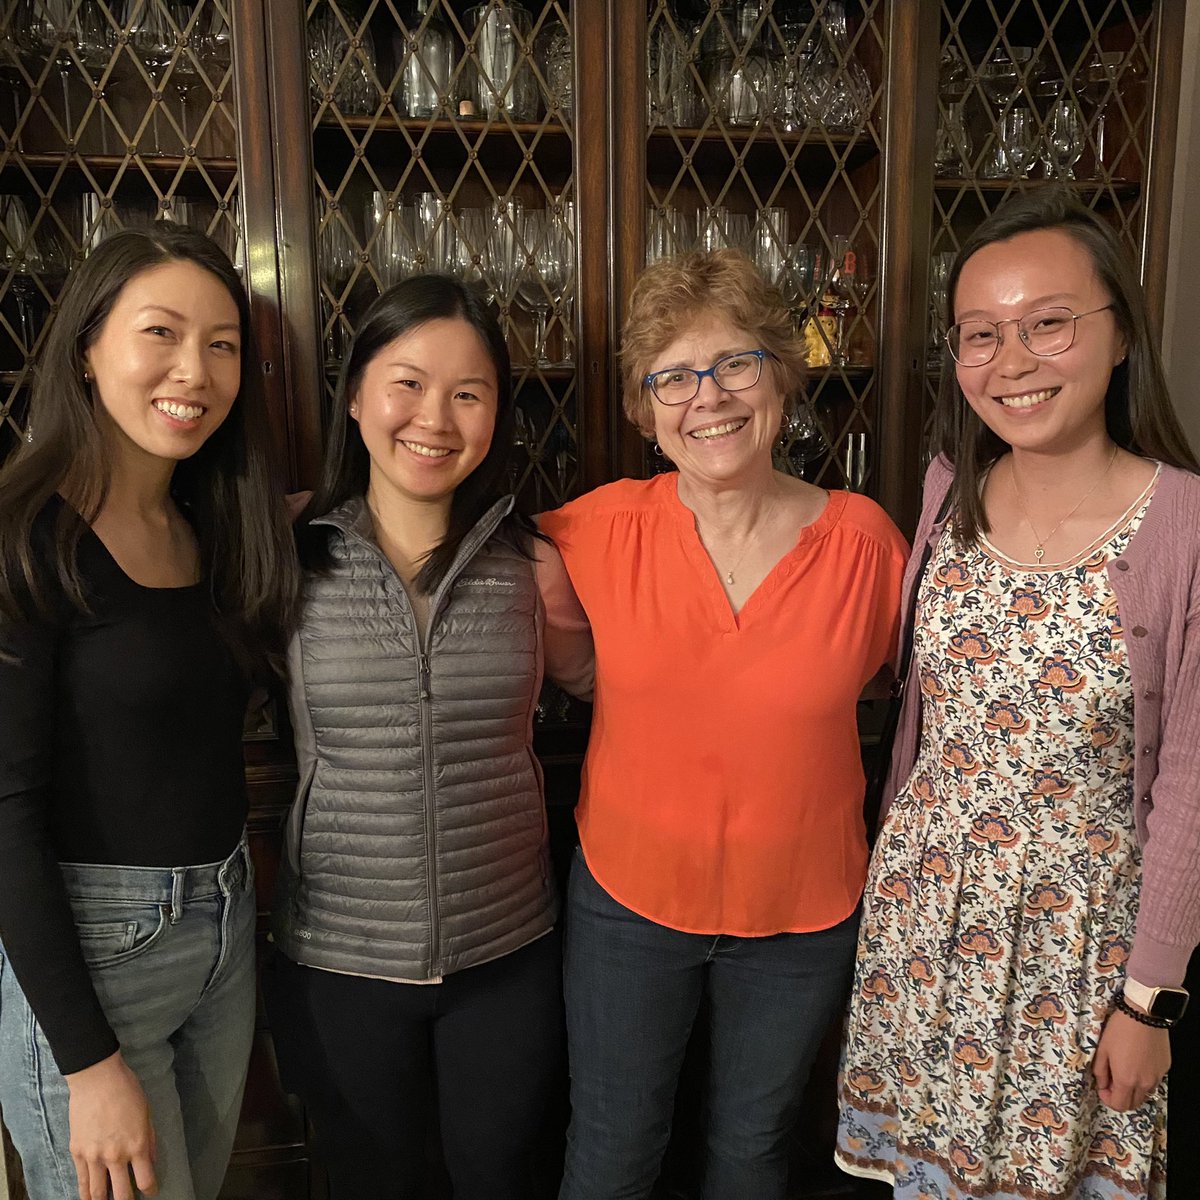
[{"xmin": 266, "ymin": 274, "xmax": 592, "ymax": 1199}]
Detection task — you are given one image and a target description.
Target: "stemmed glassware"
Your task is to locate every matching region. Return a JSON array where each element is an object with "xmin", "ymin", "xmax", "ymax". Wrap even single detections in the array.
[
  {"xmin": 978, "ymin": 46, "xmax": 1032, "ymax": 177},
  {"xmin": 927, "ymin": 250, "xmax": 954, "ymax": 369},
  {"xmin": 166, "ymin": 0, "xmax": 206, "ymax": 151},
  {"xmin": 450, "ymin": 207, "xmax": 490, "ymax": 292},
  {"xmin": 410, "ymin": 192, "xmax": 452, "ymax": 273},
  {"xmin": 1000, "ymin": 105, "xmax": 1038, "ymax": 178},
  {"xmin": 515, "ymin": 208, "xmax": 569, "ymax": 368},
  {"xmin": 1042, "ymin": 95, "xmax": 1084, "ymax": 179},
  {"xmin": 781, "ymin": 404, "xmax": 826, "ymax": 478},
  {"xmin": 125, "ymin": 0, "xmax": 177, "ymax": 155},
  {"xmin": 1077, "ymin": 50, "xmax": 1124, "ymax": 178},
  {"xmin": 318, "ymin": 200, "xmax": 357, "ymax": 365},
  {"xmin": 1, "ymin": 194, "xmax": 67, "ymax": 353},
  {"xmin": 483, "ymin": 195, "xmax": 525, "ymax": 336},
  {"xmin": 933, "ymin": 48, "xmax": 972, "ymax": 177},
  {"xmin": 20, "ymin": 0, "xmax": 81, "ymax": 141}
]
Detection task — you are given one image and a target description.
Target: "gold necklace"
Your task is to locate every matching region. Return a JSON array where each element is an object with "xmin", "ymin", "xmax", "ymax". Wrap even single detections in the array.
[
  {"xmin": 711, "ymin": 493, "xmax": 780, "ymax": 585},
  {"xmin": 1009, "ymin": 445, "xmax": 1118, "ymax": 563}
]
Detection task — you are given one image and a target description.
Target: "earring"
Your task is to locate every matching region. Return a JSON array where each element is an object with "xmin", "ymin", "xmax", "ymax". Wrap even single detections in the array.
[
  {"xmin": 652, "ymin": 442, "xmax": 664, "ymax": 457},
  {"xmin": 82, "ymin": 370, "xmax": 92, "ymax": 383}
]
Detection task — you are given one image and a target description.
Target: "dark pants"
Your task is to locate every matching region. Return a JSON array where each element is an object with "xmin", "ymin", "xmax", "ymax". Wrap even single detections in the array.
[
  {"xmin": 266, "ymin": 932, "xmax": 564, "ymax": 1200},
  {"xmin": 559, "ymin": 848, "xmax": 859, "ymax": 1200}
]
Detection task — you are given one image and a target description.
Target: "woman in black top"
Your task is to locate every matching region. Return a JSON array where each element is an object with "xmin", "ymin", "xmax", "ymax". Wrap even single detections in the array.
[{"xmin": 0, "ymin": 225, "xmax": 296, "ymax": 1200}]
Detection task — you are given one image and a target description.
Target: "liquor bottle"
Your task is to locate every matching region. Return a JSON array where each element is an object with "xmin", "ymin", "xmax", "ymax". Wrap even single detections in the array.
[{"xmin": 803, "ymin": 237, "xmax": 856, "ymax": 366}]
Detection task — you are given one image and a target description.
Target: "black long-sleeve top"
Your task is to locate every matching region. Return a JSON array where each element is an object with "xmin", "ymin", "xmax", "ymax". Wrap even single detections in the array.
[{"xmin": 0, "ymin": 499, "xmax": 249, "ymax": 1073}]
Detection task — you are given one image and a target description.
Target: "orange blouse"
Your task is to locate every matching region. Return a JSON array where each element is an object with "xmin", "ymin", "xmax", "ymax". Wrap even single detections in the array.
[{"xmin": 541, "ymin": 475, "xmax": 908, "ymax": 936}]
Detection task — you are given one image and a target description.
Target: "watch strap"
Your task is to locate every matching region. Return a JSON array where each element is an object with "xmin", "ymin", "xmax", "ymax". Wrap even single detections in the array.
[{"xmin": 1115, "ymin": 993, "xmax": 1173, "ymax": 1029}]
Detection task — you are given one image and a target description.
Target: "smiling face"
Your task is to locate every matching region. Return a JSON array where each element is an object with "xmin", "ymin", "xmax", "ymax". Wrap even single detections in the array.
[
  {"xmin": 351, "ymin": 316, "xmax": 498, "ymax": 509},
  {"xmin": 648, "ymin": 312, "xmax": 783, "ymax": 490},
  {"xmin": 952, "ymin": 228, "xmax": 1127, "ymax": 456},
  {"xmin": 83, "ymin": 259, "xmax": 242, "ymax": 473}
]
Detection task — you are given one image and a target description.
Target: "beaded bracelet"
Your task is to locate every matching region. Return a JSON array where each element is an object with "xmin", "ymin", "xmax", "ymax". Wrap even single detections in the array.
[{"xmin": 1115, "ymin": 994, "xmax": 1173, "ymax": 1029}]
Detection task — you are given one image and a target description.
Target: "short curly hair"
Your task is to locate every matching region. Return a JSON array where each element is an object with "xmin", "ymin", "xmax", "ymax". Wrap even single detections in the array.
[{"xmin": 620, "ymin": 248, "xmax": 807, "ymax": 438}]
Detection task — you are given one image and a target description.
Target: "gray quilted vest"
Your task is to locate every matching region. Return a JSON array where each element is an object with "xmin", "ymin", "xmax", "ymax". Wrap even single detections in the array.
[{"xmin": 272, "ymin": 495, "xmax": 556, "ymax": 980}]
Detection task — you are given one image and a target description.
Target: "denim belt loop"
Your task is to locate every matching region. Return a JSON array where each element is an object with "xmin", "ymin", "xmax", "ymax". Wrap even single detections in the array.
[{"xmin": 170, "ymin": 867, "xmax": 187, "ymax": 924}]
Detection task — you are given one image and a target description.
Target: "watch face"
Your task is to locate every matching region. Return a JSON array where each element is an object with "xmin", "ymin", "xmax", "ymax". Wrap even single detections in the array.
[{"xmin": 1150, "ymin": 989, "xmax": 1190, "ymax": 1022}]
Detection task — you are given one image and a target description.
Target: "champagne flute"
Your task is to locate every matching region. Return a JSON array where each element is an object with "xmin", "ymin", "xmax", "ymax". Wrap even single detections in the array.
[
  {"xmin": 125, "ymin": 0, "xmax": 176, "ymax": 155},
  {"xmin": 318, "ymin": 200, "xmax": 357, "ymax": 365}
]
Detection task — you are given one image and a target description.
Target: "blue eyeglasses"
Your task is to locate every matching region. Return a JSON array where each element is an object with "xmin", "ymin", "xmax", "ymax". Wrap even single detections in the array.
[{"xmin": 644, "ymin": 349, "xmax": 771, "ymax": 406}]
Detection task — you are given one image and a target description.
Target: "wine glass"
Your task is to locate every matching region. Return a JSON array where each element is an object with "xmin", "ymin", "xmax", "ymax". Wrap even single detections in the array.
[
  {"xmin": 166, "ymin": 1, "xmax": 205, "ymax": 151},
  {"xmin": 1000, "ymin": 105, "xmax": 1038, "ymax": 178},
  {"xmin": 781, "ymin": 403, "xmax": 826, "ymax": 478},
  {"xmin": 978, "ymin": 46, "xmax": 1032, "ymax": 177},
  {"xmin": 21, "ymin": 0, "xmax": 80, "ymax": 141},
  {"xmin": 318, "ymin": 200, "xmax": 357, "ymax": 365},
  {"xmin": 516, "ymin": 209, "xmax": 569, "ymax": 368},
  {"xmin": 1077, "ymin": 50, "xmax": 1123, "ymax": 177},
  {"xmin": 1042, "ymin": 96, "xmax": 1084, "ymax": 180},
  {"xmin": 125, "ymin": 0, "xmax": 177, "ymax": 155},
  {"xmin": 1, "ymin": 194, "xmax": 67, "ymax": 353}
]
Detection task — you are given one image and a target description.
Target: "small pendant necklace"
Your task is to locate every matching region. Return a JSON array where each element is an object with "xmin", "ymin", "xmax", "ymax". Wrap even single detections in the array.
[
  {"xmin": 1009, "ymin": 445, "xmax": 1118, "ymax": 563},
  {"xmin": 713, "ymin": 493, "xmax": 779, "ymax": 585}
]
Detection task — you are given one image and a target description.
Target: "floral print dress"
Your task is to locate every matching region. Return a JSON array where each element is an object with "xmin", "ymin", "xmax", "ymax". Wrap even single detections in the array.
[{"xmin": 837, "ymin": 475, "xmax": 1167, "ymax": 1200}]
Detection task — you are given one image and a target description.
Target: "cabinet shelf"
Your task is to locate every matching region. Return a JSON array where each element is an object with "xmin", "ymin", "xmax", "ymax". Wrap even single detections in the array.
[
  {"xmin": 0, "ymin": 152, "xmax": 239, "ymax": 187},
  {"xmin": 932, "ymin": 176, "xmax": 1141, "ymax": 200},
  {"xmin": 313, "ymin": 113, "xmax": 574, "ymax": 181},
  {"xmin": 646, "ymin": 125, "xmax": 879, "ymax": 176}
]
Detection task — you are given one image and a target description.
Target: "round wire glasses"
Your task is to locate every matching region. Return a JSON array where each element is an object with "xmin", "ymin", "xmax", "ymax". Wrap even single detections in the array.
[{"xmin": 946, "ymin": 304, "xmax": 1113, "ymax": 367}]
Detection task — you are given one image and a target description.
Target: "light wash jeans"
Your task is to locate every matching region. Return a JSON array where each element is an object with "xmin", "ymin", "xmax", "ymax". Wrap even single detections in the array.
[{"xmin": 0, "ymin": 838, "xmax": 255, "ymax": 1200}]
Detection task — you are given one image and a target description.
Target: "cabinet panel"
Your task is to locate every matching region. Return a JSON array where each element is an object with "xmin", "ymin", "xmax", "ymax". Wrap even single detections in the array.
[{"xmin": 914, "ymin": 0, "xmax": 1178, "ymax": 477}]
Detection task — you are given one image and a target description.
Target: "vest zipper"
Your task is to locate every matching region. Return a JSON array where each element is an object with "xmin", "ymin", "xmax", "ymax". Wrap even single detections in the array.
[{"xmin": 418, "ymin": 645, "xmax": 439, "ymax": 974}]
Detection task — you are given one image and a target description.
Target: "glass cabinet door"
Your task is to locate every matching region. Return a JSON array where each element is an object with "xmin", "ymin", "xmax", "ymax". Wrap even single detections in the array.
[
  {"xmin": 300, "ymin": 0, "xmax": 587, "ymax": 512},
  {"xmin": 624, "ymin": 0, "xmax": 891, "ymax": 497},
  {"xmin": 0, "ymin": 0, "xmax": 250, "ymax": 461},
  {"xmin": 917, "ymin": 0, "xmax": 1167, "ymax": 458}
]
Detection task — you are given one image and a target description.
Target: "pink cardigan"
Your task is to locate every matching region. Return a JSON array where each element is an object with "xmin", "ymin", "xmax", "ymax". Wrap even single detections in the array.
[{"xmin": 882, "ymin": 455, "xmax": 1200, "ymax": 988}]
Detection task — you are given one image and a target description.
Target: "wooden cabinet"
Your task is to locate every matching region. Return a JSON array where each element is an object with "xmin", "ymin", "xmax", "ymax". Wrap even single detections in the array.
[{"xmin": 0, "ymin": 1, "xmax": 1188, "ymax": 1197}]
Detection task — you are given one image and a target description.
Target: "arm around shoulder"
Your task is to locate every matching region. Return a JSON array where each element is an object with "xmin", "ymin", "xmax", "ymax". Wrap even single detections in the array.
[{"xmin": 533, "ymin": 538, "xmax": 594, "ymax": 700}]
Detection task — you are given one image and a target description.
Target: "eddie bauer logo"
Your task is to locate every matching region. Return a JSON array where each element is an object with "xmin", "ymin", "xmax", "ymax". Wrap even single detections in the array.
[{"xmin": 456, "ymin": 576, "xmax": 517, "ymax": 589}]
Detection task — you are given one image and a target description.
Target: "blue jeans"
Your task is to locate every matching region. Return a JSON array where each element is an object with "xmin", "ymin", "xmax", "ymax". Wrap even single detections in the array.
[
  {"xmin": 0, "ymin": 839, "xmax": 256, "ymax": 1200},
  {"xmin": 560, "ymin": 848, "xmax": 858, "ymax": 1200}
]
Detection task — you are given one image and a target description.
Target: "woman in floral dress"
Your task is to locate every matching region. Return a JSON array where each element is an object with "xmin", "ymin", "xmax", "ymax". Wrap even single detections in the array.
[{"xmin": 837, "ymin": 189, "xmax": 1200, "ymax": 1200}]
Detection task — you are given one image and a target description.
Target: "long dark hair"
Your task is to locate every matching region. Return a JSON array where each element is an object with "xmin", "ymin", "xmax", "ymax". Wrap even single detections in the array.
[
  {"xmin": 299, "ymin": 273, "xmax": 539, "ymax": 590},
  {"xmin": 933, "ymin": 188, "xmax": 1199, "ymax": 545},
  {"xmin": 0, "ymin": 224, "xmax": 298, "ymax": 676}
]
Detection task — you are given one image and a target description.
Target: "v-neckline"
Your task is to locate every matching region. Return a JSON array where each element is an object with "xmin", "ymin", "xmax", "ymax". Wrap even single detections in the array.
[{"xmin": 665, "ymin": 477, "xmax": 845, "ymax": 630}]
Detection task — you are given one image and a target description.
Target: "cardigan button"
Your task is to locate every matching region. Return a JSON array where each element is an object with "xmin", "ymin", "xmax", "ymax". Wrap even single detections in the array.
[
  {"xmin": 1143, "ymin": 689, "xmax": 1157, "ymax": 700},
  {"xmin": 1130, "ymin": 626, "xmax": 1148, "ymax": 638},
  {"xmin": 1142, "ymin": 746, "xmax": 1153, "ymax": 756},
  {"xmin": 1113, "ymin": 559, "xmax": 1130, "ymax": 571}
]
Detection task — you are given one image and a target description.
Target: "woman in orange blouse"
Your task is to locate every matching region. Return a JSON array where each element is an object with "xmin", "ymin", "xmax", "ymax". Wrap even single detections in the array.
[{"xmin": 542, "ymin": 249, "xmax": 908, "ymax": 1200}]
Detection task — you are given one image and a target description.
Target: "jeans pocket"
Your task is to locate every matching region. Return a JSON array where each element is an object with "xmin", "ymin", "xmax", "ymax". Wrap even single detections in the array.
[{"xmin": 72, "ymin": 903, "xmax": 169, "ymax": 970}]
